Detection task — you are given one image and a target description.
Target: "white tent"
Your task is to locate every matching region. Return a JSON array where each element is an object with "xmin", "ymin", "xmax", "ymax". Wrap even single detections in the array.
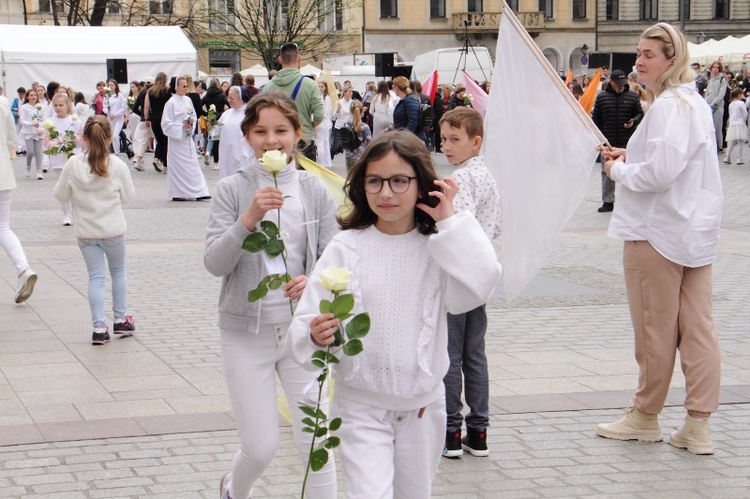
[
  {"xmin": 240, "ymin": 64, "xmax": 268, "ymax": 77},
  {"xmin": 299, "ymin": 64, "xmax": 323, "ymax": 76},
  {"xmin": 688, "ymin": 35, "xmax": 750, "ymax": 67},
  {"xmin": 0, "ymin": 24, "xmax": 196, "ymax": 97}
]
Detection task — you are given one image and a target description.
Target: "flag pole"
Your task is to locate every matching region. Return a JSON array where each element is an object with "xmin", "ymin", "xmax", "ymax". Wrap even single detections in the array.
[{"xmin": 499, "ymin": 1, "xmax": 607, "ymax": 145}]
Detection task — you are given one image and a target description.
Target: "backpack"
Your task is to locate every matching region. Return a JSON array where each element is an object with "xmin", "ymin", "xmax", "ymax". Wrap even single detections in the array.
[
  {"xmin": 339, "ymin": 123, "xmax": 361, "ymax": 150},
  {"xmin": 419, "ymin": 102, "xmax": 434, "ymax": 131}
]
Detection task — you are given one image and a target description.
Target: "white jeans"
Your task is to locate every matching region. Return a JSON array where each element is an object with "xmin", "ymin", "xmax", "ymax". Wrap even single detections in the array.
[
  {"xmin": 53, "ymin": 169, "xmax": 73, "ymax": 219},
  {"xmin": 134, "ymin": 122, "xmax": 153, "ymax": 158},
  {"xmin": 335, "ymin": 393, "xmax": 446, "ymax": 499},
  {"xmin": 0, "ymin": 190, "xmax": 28, "ymax": 274},
  {"xmin": 221, "ymin": 325, "xmax": 337, "ymax": 499}
]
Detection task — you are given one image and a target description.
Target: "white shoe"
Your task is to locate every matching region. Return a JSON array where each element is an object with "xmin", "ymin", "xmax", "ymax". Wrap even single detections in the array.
[
  {"xmin": 25, "ymin": 166, "xmax": 31, "ymax": 178},
  {"xmin": 203, "ymin": 153, "xmax": 210, "ymax": 167},
  {"xmin": 62, "ymin": 215, "xmax": 72, "ymax": 226},
  {"xmin": 36, "ymin": 172, "xmax": 43, "ymax": 180},
  {"xmin": 153, "ymin": 158, "xmax": 163, "ymax": 172},
  {"xmin": 15, "ymin": 269, "xmax": 38, "ymax": 304},
  {"xmin": 134, "ymin": 158, "xmax": 145, "ymax": 171},
  {"xmin": 213, "ymin": 164, "xmax": 219, "ymax": 171},
  {"xmin": 669, "ymin": 415, "xmax": 714, "ymax": 455},
  {"xmin": 722, "ymin": 157, "xmax": 731, "ymax": 164},
  {"xmin": 595, "ymin": 407, "xmax": 663, "ymax": 442}
]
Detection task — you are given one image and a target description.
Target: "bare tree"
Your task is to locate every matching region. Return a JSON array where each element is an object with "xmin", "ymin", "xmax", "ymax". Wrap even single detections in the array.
[{"xmin": 210, "ymin": 0, "xmax": 361, "ymax": 69}]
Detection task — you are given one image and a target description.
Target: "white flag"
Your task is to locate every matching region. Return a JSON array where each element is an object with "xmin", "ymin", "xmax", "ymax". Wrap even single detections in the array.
[{"xmin": 484, "ymin": 3, "xmax": 606, "ymax": 301}]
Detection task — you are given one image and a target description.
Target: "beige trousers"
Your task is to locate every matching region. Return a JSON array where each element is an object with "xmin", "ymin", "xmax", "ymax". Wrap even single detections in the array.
[{"xmin": 623, "ymin": 241, "xmax": 721, "ymax": 415}]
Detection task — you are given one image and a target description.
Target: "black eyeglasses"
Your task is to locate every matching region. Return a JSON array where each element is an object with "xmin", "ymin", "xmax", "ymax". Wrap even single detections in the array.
[{"xmin": 364, "ymin": 175, "xmax": 417, "ymax": 194}]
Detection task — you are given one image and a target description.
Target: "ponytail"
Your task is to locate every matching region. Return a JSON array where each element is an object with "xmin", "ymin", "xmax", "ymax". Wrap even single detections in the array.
[
  {"xmin": 351, "ymin": 101, "xmax": 363, "ymax": 130},
  {"xmin": 84, "ymin": 116, "xmax": 111, "ymax": 177}
]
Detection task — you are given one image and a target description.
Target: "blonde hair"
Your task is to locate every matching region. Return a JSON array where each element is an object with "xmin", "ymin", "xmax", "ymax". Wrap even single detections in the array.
[
  {"xmin": 640, "ymin": 23, "xmax": 694, "ymax": 103},
  {"xmin": 184, "ymin": 74, "xmax": 196, "ymax": 93},
  {"xmin": 83, "ymin": 116, "xmax": 112, "ymax": 178},
  {"xmin": 393, "ymin": 76, "xmax": 411, "ymax": 94},
  {"xmin": 51, "ymin": 92, "xmax": 72, "ymax": 115},
  {"xmin": 350, "ymin": 100, "xmax": 363, "ymax": 130}
]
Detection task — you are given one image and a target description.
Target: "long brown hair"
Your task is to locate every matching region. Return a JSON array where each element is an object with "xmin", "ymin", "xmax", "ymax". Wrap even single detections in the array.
[
  {"xmin": 84, "ymin": 116, "xmax": 111, "ymax": 177},
  {"xmin": 149, "ymin": 72, "xmax": 168, "ymax": 97},
  {"xmin": 350, "ymin": 100, "xmax": 363, "ymax": 130},
  {"xmin": 339, "ymin": 131, "xmax": 440, "ymax": 235}
]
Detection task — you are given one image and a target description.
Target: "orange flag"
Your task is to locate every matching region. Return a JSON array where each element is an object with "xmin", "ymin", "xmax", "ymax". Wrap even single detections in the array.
[
  {"xmin": 564, "ymin": 69, "xmax": 573, "ymax": 85},
  {"xmin": 579, "ymin": 68, "xmax": 603, "ymax": 114}
]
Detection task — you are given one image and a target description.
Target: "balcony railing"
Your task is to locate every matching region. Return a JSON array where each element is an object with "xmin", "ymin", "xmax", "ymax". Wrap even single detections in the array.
[{"xmin": 452, "ymin": 11, "xmax": 543, "ymax": 31}]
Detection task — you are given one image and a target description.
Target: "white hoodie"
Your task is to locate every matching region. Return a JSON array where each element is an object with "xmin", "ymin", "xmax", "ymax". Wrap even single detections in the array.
[{"xmin": 53, "ymin": 153, "xmax": 135, "ymax": 239}]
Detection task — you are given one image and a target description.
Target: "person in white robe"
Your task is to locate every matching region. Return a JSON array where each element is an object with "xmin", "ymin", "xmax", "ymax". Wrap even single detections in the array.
[
  {"xmin": 315, "ymin": 81, "xmax": 333, "ymax": 168},
  {"xmin": 217, "ymin": 86, "xmax": 252, "ymax": 179},
  {"xmin": 161, "ymin": 76, "xmax": 210, "ymax": 201}
]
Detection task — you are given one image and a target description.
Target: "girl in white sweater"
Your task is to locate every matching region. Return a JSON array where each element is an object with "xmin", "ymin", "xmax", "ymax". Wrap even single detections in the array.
[
  {"xmin": 45, "ymin": 93, "xmax": 82, "ymax": 226},
  {"xmin": 105, "ymin": 79, "xmax": 127, "ymax": 155},
  {"xmin": 286, "ymin": 131, "xmax": 501, "ymax": 499},
  {"xmin": 54, "ymin": 116, "xmax": 135, "ymax": 345}
]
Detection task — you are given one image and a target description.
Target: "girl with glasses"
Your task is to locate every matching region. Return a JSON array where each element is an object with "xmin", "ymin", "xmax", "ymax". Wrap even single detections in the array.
[{"xmin": 286, "ymin": 131, "xmax": 501, "ymax": 498}]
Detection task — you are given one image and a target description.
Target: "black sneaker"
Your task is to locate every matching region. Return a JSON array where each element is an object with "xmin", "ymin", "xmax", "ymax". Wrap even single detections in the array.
[
  {"xmin": 462, "ymin": 428, "xmax": 489, "ymax": 457},
  {"xmin": 597, "ymin": 202, "xmax": 614, "ymax": 213},
  {"xmin": 92, "ymin": 329, "xmax": 110, "ymax": 345},
  {"xmin": 442, "ymin": 430, "xmax": 463, "ymax": 458},
  {"xmin": 113, "ymin": 315, "xmax": 135, "ymax": 336}
]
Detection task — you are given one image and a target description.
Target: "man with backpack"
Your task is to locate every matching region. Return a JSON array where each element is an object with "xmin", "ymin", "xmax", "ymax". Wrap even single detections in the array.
[{"xmin": 411, "ymin": 80, "xmax": 434, "ymax": 151}]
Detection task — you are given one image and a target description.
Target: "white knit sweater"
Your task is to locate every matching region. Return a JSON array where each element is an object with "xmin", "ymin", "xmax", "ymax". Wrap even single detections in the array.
[
  {"xmin": 53, "ymin": 154, "xmax": 134, "ymax": 238},
  {"xmin": 285, "ymin": 211, "xmax": 502, "ymax": 411}
]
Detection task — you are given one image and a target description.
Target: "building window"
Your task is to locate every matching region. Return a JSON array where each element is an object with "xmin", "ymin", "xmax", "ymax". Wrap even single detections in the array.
[
  {"xmin": 319, "ymin": 0, "xmax": 344, "ymax": 31},
  {"xmin": 468, "ymin": 0, "xmax": 483, "ymax": 12},
  {"xmin": 381, "ymin": 0, "xmax": 397, "ymax": 18},
  {"xmin": 572, "ymin": 0, "xmax": 586, "ymax": 18},
  {"xmin": 209, "ymin": 49, "xmax": 240, "ymax": 76},
  {"xmin": 107, "ymin": 1, "xmax": 120, "ymax": 14},
  {"xmin": 209, "ymin": 0, "xmax": 234, "ymax": 33},
  {"xmin": 684, "ymin": 0, "xmax": 691, "ymax": 20},
  {"xmin": 714, "ymin": 0, "xmax": 729, "ymax": 19},
  {"xmin": 264, "ymin": 0, "xmax": 289, "ymax": 30},
  {"xmin": 539, "ymin": 0, "xmax": 553, "ymax": 19},
  {"xmin": 430, "ymin": 0, "xmax": 445, "ymax": 18},
  {"xmin": 149, "ymin": 0, "xmax": 173, "ymax": 15},
  {"xmin": 506, "ymin": 0, "xmax": 518, "ymax": 11},
  {"xmin": 640, "ymin": 0, "xmax": 657, "ymax": 20},
  {"xmin": 606, "ymin": 0, "xmax": 619, "ymax": 20},
  {"xmin": 39, "ymin": 0, "xmax": 64, "ymax": 13}
]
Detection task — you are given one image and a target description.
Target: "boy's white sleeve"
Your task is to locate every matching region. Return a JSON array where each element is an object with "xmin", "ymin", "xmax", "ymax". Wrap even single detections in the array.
[
  {"xmin": 451, "ymin": 168, "xmax": 478, "ymax": 216},
  {"xmin": 428, "ymin": 211, "xmax": 502, "ymax": 314},
  {"xmin": 285, "ymin": 239, "xmax": 348, "ymax": 371}
]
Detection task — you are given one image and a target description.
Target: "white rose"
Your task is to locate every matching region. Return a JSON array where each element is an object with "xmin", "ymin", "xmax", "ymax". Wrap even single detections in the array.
[
  {"xmin": 42, "ymin": 119, "xmax": 55, "ymax": 130},
  {"xmin": 186, "ymin": 104, "xmax": 193, "ymax": 112},
  {"xmin": 319, "ymin": 267, "xmax": 351, "ymax": 293},
  {"xmin": 209, "ymin": 104, "xmax": 216, "ymax": 111},
  {"xmin": 35, "ymin": 103, "xmax": 42, "ymax": 110},
  {"xmin": 71, "ymin": 114, "xmax": 79, "ymax": 121},
  {"xmin": 259, "ymin": 150, "xmax": 288, "ymax": 174}
]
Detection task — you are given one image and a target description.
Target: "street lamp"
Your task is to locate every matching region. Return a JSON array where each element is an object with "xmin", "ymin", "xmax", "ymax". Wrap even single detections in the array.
[{"xmin": 697, "ymin": 32, "xmax": 706, "ymax": 44}]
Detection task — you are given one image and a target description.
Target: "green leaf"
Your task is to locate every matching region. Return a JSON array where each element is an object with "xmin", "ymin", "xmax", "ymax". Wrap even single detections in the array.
[
  {"xmin": 280, "ymin": 273, "xmax": 291, "ymax": 283},
  {"xmin": 343, "ymin": 338, "xmax": 364, "ymax": 356},
  {"xmin": 315, "ymin": 426, "xmax": 327, "ymax": 437},
  {"xmin": 345, "ymin": 313, "xmax": 371, "ymax": 339},
  {"xmin": 330, "ymin": 293, "xmax": 354, "ymax": 318},
  {"xmin": 311, "ymin": 359, "xmax": 325, "ymax": 369},
  {"xmin": 329, "ymin": 417, "xmax": 342, "ymax": 431},
  {"xmin": 259, "ymin": 275, "xmax": 271, "ymax": 286},
  {"xmin": 299, "ymin": 405, "xmax": 317, "ymax": 418},
  {"xmin": 247, "ymin": 284, "xmax": 268, "ymax": 302},
  {"xmin": 312, "ymin": 350, "xmax": 327, "ymax": 361},
  {"xmin": 332, "ymin": 328, "xmax": 344, "ymax": 347},
  {"xmin": 301, "ymin": 427, "xmax": 314, "ymax": 434},
  {"xmin": 319, "ymin": 299, "xmax": 332, "ymax": 314},
  {"xmin": 242, "ymin": 232, "xmax": 268, "ymax": 253},
  {"xmin": 260, "ymin": 220, "xmax": 279, "ymax": 238},
  {"xmin": 301, "ymin": 417, "xmax": 316, "ymax": 428},
  {"xmin": 310, "ymin": 448, "xmax": 329, "ymax": 472},
  {"xmin": 324, "ymin": 436, "xmax": 341, "ymax": 449},
  {"xmin": 326, "ymin": 352, "xmax": 339, "ymax": 364},
  {"xmin": 264, "ymin": 238, "xmax": 285, "ymax": 257},
  {"xmin": 269, "ymin": 277, "xmax": 284, "ymax": 290}
]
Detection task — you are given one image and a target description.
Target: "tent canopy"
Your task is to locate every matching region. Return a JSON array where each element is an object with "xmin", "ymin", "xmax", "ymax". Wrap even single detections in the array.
[
  {"xmin": 689, "ymin": 35, "xmax": 750, "ymax": 66},
  {"xmin": 0, "ymin": 24, "xmax": 196, "ymax": 96}
]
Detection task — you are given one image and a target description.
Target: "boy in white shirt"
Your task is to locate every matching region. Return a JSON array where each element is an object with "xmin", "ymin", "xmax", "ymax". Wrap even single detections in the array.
[{"xmin": 439, "ymin": 107, "xmax": 501, "ymax": 458}]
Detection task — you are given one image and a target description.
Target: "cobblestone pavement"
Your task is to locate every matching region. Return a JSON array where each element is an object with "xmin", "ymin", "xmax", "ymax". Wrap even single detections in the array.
[{"xmin": 0, "ymin": 146, "xmax": 749, "ymax": 497}]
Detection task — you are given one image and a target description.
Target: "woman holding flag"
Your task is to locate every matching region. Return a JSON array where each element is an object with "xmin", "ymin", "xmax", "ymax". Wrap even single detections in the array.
[{"xmin": 596, "ymin": 22, "xmax": 723, "ymax": 456}]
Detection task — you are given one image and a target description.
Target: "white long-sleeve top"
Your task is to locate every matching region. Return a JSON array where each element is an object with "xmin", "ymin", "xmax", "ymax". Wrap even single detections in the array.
[
  {"xmin": 285, "ymin": 211, "xmax": 502, "ymax": 412},
  {"xmin": 18, "ymin": 103, "xmax": 44, "ymax": 140},
  {"xmin": 369, "ymin": 95, "xmax": 394, "ymax": 121},
  {"xmin": 452, "ymin": 155, "xmax": 502, "ymax": 240},
  {"xmin": 728, "ymin": 99, "xmax": 748, "ymax": 126},
  {"xmin": 332, "ymin": 97, "xmax": 353, "ymax": 129},
  {"xmin": 53, "ymin": 154, "xmax": 134, "ymax": 239},
  {"xmin": 319, "ymin": 95, "xmax": 333, "ymax": 131},
  {"xmin": 608, "ymin": 83, "xmax": 723, "ymax": 267},
  {"xmin": 104, "ymin": 93, "xmax": 127, "ymax": 120}
]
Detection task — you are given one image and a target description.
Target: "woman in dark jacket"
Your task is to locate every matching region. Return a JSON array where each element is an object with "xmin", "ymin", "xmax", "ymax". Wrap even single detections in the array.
[
  {"xmin": 144, "ymin": 72, "xmax": 172, "ymax": 172},
  {"xmin": 446, "ymin": 85, "xmax": 471, "ymax": 110},
  {"xmin": 391, "ymin": 76, "xmax": 423, "ymax": 141},
  {"xmin": 201, "ymin": 79, "xmax": 230, "ymax": 165}
]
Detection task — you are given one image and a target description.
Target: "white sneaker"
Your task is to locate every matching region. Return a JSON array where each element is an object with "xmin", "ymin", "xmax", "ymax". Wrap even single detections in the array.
[
  {"xmin": 723, "ymin": 156, "xmax": 731, "ymax": 164},
  {"xmin": 669, "ymin": 415, "xmax": 714, "ymax": 455},
  {"xmin": 204, "ymin": 153, "xmax": 210, "ymax": 167},
  {"xmin": 134, "ymin": 158, "xmax": 145, "ymax": 171},
  {"xmin": 36, "ymin": 172, "xmax": 43, "ymax": 180},
  {"xmin": 15, "ymin": 269, "xmax": 38, "ymax": 304},
  {"xmin": 62, "ymin": 215, "xmax": 73, "ymax": 226},
  {"xmin": 219, "ymin": 472, "xmax": 232, "ymax": 499},
  {"xmin": 595, "ymin": 407, "xmax": 663, "ymax": 442},
  {"xmin": 25, "ymin": 166, "xmax": 31, "ymax": 178}
]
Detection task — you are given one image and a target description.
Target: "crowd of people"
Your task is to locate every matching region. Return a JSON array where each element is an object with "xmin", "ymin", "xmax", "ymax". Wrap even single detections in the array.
[{"xmin": 0, "ymin": 19, "xmax": 729, "ymax": 499}]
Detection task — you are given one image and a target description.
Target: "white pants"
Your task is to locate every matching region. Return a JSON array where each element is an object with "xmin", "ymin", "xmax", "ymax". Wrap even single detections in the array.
[
  {"xmin": 53, "ymin": 169, "xmax": 74, "ymax": 220},
  {"xmin": 127, "ymin": 113, "xmax": 140, "ymax": 153},
  {"xmin": 335, "ymin": 393, "xmax": 445, "ymax": 499},
  {"xmin": 134, "ymin": 122, "xmax": 153, "ymax": 158},
  {"xmin": 221, "ymin": 325, "xmax": 337, "ymax": 499},
  {"xmin": 109, "ymin": 115, "xmax": 125, "ymax": 153},
  {"xmin": 0, "ymin": 190, "xmax": 28, "ymax": 274}
]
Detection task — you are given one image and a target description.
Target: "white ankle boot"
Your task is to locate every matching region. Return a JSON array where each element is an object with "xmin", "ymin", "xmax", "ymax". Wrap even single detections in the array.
[
  {"xmin": 596, "ymin": 407, "xmax": 663, "ymax": 442},
  {"xmin": 669, "ymin": 415, "xmax": 714, "ymax": 455}
]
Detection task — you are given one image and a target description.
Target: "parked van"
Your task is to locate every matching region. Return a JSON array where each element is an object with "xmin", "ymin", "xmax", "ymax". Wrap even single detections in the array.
[{"xmin": 412, "ymin": 47, "xmax": 494, "ymax": 86}]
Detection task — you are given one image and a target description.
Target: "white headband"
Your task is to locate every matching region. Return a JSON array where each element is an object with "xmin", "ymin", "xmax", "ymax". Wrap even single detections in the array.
[{"xmin": 656, "ymin": 22, "xmax": 682, "ymax": 59}]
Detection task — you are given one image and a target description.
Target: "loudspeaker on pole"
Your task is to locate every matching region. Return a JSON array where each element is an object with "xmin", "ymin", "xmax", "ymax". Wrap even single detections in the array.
[
  {"xmin": 106, "ymin": 59, "xmax": 128, "ymax": 84},
  {"xmin": 374, "ymin": 53, "xmax": 395, "ymax": 77}
]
